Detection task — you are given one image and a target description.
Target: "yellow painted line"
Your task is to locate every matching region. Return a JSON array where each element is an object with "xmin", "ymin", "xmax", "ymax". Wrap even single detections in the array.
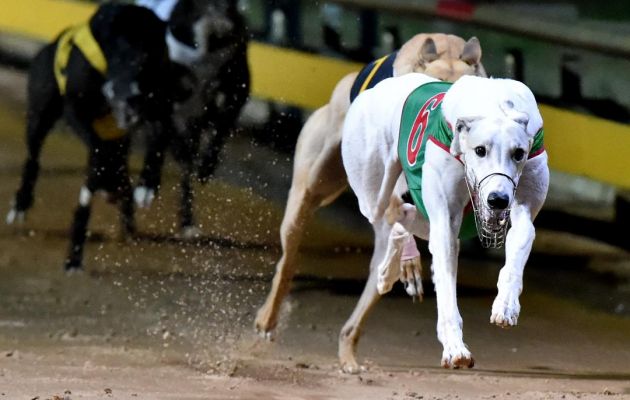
[
  {"xmin": 248, "ymin": 42, "xmax": 362, "ymax": 109},
  {"xmin": 541, "ymin": 105, "xmax": 629, "ymax": 188},
  {"xmin": 1, "ymin": 0, "xmax": 629, "ymax": 188},
  {"xmin": 0, "ymin": 0, "xmax": 96, "ymax": 41}
]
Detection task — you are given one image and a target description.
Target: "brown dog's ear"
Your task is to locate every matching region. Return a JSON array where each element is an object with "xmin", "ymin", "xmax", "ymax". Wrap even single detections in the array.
[
  {"xmin": 460, "ymin": 37, "xmax": 482, "ymax": 66},
  {"xmin": 420, "ymin": 38, "xmax": 439, "ymax": 62},
  {"xmin": 451, "ymin": 117, "xmax": 478, "ymax": 156}
]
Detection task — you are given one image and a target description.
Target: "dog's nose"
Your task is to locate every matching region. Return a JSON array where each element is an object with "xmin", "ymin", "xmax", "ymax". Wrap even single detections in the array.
[{"xmin": 487, "ymin": 192, "xmax": 510, "ymax": 210}]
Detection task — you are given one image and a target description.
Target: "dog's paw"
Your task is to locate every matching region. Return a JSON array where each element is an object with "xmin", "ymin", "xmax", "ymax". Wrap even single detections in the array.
[
  {"xmin": 5, "ymin": 207, "xmax": 25, "ymax": 225},
  {"xmin": 64, "ymin": 258, "xmax": 83, "ymax": 273},
  {"xmin": 340, "ymin": 360, "xmax": 364, "ymax": 375},
  {"xmin": 441, "ymin": 347, "xmax": 475, "ymax": 369},
  {"xmin": 400, "ymin": 257, "xmax": 423, "ymax": 299},
  {"xmin": 490, "ymin": 292, "xmax": 521, "ymax": 328},
  {"xmin": 178, "ymin": 225, "xmax": 202, "ymax": 240},
  {"xmin": 255, "ymin": 328, "xmax": 274, "ymax": 341},
  {"xmin": 133, "ymin": 186, "xmax": 155, "ymax": 208},
  {"xmin": 254, "ymin": 307, "xmax": 276, "ymax": 341}
]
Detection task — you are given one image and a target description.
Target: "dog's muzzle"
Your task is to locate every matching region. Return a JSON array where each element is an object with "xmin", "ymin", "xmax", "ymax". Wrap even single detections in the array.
[{"xmin": 464, "ymin": 169, "xmax": 517, "ymax": 248}]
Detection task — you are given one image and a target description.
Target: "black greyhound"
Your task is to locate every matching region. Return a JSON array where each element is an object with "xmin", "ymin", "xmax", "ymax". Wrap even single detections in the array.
[
  {"xmin": 168, "ymin": 0, "xmax": 249, "ymax": 180},
  {"xmin": 6, "ymin": 3, "xmax": 185, "ymax": 270},
  {"xmin": 145, "ymin": 0, "xmax": 250, "ymax": 232}
]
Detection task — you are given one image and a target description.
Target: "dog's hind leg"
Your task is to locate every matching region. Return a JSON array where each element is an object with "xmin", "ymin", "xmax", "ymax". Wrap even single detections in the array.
[
  {"xmin": 254, "ymin": 183, "xmax": 318, "ymax": 338},
  {"xmin": 338, "ymin": 218, "xmax": 389, "ymax": 374},
  {"xmin": 376, "ymin": 224, "xmax": 424, "ymax": 300},
  {"xmin": 373, "ymin": 160, "xmax": 402, "ymax": 221},
  {"xmin": 385, "ymin": 194, "xmax": 424, "ymax": 299},
  {"xmin": 255, "ymin": 104, "xmax": 348, "ymax": 337},
  {"xmin": 7, "ymin": 44, "xmax": 62, "ymax": 224}
]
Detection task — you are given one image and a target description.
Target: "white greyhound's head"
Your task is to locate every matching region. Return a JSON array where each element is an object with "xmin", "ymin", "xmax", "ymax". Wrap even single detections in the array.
[{"xmin": 442, "ymin": 76, "xmax": 542, "ymax": 245}]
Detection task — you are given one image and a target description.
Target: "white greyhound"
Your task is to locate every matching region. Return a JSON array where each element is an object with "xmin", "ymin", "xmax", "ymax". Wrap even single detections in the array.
[
  {"xmin": 341, "ymin": 73, "xmax": 548, "ymax": 370},
  {"xmin": 255, "ymin": 33, "xmax": 486, "ymax": 341}
]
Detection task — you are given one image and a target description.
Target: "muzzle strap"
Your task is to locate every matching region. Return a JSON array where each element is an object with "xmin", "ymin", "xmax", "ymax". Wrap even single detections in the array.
[{"xmin": 464, "ymin": 170, "xmax": 518, "ymax": 248}]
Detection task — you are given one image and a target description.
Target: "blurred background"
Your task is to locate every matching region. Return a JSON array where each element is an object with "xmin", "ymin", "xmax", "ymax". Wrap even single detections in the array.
[{"xmin": 0, "ymin": 0, "xmax": 628, "ymax": 398}]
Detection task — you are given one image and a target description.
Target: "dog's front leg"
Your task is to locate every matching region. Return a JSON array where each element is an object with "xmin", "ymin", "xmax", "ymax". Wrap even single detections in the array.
[
  {"xmin": 429, "ymin": 216, "xmax": 473, "ymax": 368},
  {"xmin": 490, "ymin": 204, "xmax": 533, "ymax": 327},
  {"xmin": 65, "ymin": 185, "xmax": 94, "ymax": 271},
  {"xmin": 423, "ymin": 156, "xmax": 473, "ymax": 369},
  {"xmin": 491, "ymin": 154, "xmax": 549, "ymax": 327},
  {"xmin": 135, "ymin": 120, "xmax": 171, "ymax": 208}
]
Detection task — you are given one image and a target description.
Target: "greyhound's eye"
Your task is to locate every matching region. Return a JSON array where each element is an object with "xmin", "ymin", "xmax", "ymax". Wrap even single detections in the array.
[
  {"xmin": 513, "ymin": 148, "xmax": 526, "ymax": 161},
  {"xmin": 474, "ymin": 146, "xmax": 486, "ymax": 157}
]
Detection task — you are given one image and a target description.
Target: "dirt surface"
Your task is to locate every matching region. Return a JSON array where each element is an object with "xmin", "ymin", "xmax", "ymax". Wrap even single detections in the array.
[{"xmin": 0, "ymin": 66, "xmax": 629, "ymax": 399}]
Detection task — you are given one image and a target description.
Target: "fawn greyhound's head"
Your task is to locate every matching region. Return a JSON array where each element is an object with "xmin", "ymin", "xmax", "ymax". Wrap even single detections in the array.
[{"xmin": 396, "ymin": 33, "xmax": 487, "ymax": 81}]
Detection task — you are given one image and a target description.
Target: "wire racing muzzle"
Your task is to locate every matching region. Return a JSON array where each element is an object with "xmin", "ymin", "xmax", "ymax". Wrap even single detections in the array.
[{"xmin": 464, "ymin": 168, "xmax": 517, "ymax": 248}]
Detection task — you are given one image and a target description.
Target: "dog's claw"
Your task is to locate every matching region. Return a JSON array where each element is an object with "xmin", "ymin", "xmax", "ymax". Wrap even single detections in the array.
[
  {"xmin": 441, "ymin": 353, "xmax": 475, "ymax": 369},
  {"xmin": 490, "ymin": 312, "xmax": 518, "ymax": 328},
  {"xmin": 340, "ymin": 361, "xmax": 364, "ymax": 375},
  {"xmin": 490, "ymin": 291, "xmax": 520, "ymax": 328},
  {"xmin": 400, "ymin": 256, "xmax": 423, "ymax": 300},
  {"xmin": 133, "ymin": 186, "xmax": 155, "ymax": 208}
]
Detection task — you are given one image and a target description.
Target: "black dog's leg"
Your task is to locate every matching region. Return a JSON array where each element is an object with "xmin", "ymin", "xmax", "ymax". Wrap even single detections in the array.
[
  {"xmin": 118, "ymin": 169, "xmax": 136, "ymax": 239},
  {"xmin": 9, "ymin": 44, "xmax": 62, "ymax": 222},
  {"xmin": 198, "ymin": 122, "xmax": 230, "ymax": 183},
  {"xmin": 196, "ymin": 99, "xmax": 246, "ymax": 182},
  {"xmin": 197, "ymin": 86, "xmax": 248, "ymax": 181},
  {"xmin": 170, "ymin": 132, "xmax": 196, "ymax": 231},
  {"xmin": 61, "ymin": 102, "xmax": 105, "ymax": 270},
  {"xmin": 179, "ymin": 162, "xmax": 194, "ymax": 230},
  {"xmin": 65, "ymin": 185, "xmax": 93, "ymax": 271},
  {"xmin": 135, "ymin": 120, "xmax": 172, "ymax": 207},
  {"xmin": 198, "ymin": 50, "xmax": 250, "ymax": 182}
]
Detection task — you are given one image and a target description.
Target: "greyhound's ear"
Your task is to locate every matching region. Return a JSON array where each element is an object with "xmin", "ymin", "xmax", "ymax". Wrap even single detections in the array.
[
  {"xmin": 460, "ymin": 37, "xmax": 482, "ymax": 66},
  {"xmin": 500, "ymin": 100, "xmax": 530, "ymax": 132},
  {"xmin": 420, "ymin": 38, "xmax": 439, "ymax": 63},
  {"xmin": 451, "ymin": 117, "xmax": 477, "ymax": 156}
]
